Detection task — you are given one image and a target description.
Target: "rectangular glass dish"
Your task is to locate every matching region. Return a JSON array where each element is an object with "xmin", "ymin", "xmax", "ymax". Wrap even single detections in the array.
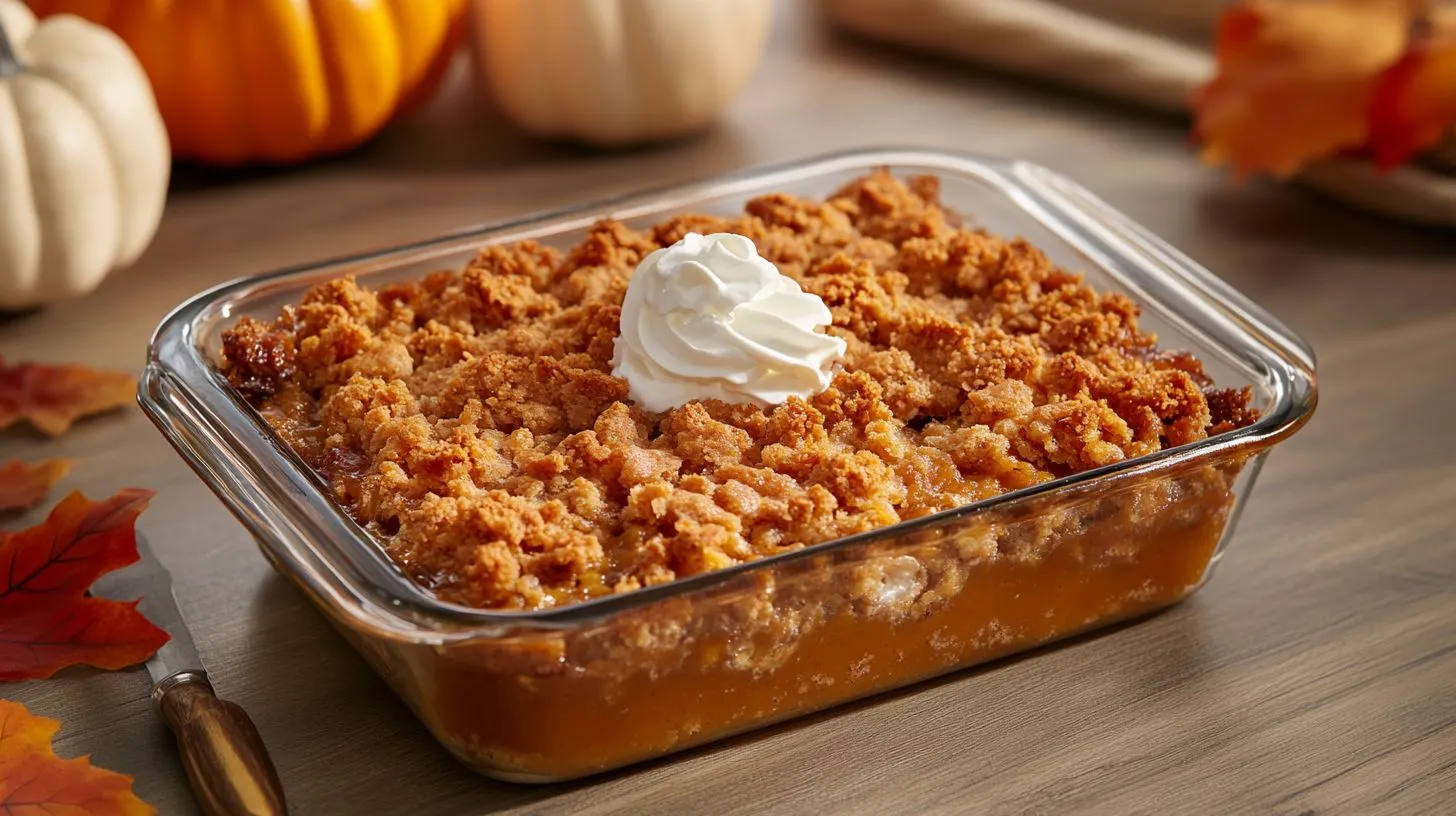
[{"xmin": 139, "ymin": 148, "xmax": 1317, "ymax": 783}]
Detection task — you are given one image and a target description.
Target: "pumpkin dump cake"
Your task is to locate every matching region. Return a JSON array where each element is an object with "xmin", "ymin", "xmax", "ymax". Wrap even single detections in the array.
[{"xmin": 221, "ymin": 170, "xmax": 1259, "ymax": 779}]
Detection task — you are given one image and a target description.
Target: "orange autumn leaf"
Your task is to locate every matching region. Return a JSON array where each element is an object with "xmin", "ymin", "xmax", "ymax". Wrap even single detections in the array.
[
  {"xmin": 1, "ymin": 597, "xmax": 172, "ymax": 682},
  {"xmin": 0, "ymin": 489, "xmax": 170, "ymax": 681},
  {"xmin": 1195, "ymin": 0, "xmax": 1415, "ymax": 178},
  {"xmin": 0, "ymin": 357, "xmax": 136, "ymax": 437},
  {"xmin": 0, "ymin": 699, "xmax": 156, "ymax": 816},
  {"xmin": 0, "ymin": 459, "xmax": 71, "ymax": 512},
  {"xmin": 1370, "ymin": 9, "xmax": 1456, "ymax": 166}
]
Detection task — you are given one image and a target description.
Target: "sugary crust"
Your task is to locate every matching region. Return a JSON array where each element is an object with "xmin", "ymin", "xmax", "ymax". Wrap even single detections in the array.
[{"xmin": 221, "ymin": 171, "xmax": 1256, "ymax": 611}]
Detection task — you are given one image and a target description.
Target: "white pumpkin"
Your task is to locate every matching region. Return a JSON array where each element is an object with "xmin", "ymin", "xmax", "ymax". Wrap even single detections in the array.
[
  {"xmin": 0, "ymin": 0, "xmax": 169, "ymax": 310},
  {"xmin": 469, "ymin": 0, "xmax": 773, "ymax": 147}
]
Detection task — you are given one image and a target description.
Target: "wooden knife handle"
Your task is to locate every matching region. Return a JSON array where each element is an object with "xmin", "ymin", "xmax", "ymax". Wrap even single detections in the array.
[{"xmin": 157, "ymin": 676, "xmax": 288, "ymax": 816}]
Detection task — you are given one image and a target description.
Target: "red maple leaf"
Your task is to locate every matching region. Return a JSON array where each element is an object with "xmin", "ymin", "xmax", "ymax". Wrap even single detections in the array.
[
  {"xmin": 0, "ymin": 699, "xmax": 156, "ymax": 815},
  {"xmin": 1194, "ymin": 0, "xmax": 1412, "ymax": 178},
  {"xmin": 0, "ymin": 489, "xmax": 169, "ymax": 681},
  {"xmin": 0, "ymin": 357, "xmax": 136, "ymax": 437},
  {"xmin": 0, "ymin": 459, "xmax": 70, "ymax": 511},
  {"xmin": 1370, "ymin": 9, "xmax": 1456, "ymax": 167}
]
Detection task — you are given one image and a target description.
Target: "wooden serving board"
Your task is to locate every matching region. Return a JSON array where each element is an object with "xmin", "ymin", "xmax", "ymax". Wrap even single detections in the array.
[{"xmin": 820, "ymin": 0, "xmax": 1456, "ymax": 229}]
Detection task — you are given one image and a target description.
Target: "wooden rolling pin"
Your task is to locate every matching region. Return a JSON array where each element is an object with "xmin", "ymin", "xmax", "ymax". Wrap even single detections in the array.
[{"xmin": 820, "ymin": 0, "xmax": 1456, "ymax": 228}]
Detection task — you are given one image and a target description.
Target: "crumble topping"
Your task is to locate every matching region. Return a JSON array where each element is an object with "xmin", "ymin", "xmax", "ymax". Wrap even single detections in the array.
[{"xmin": 222, "ymin": 171, "xmax": 1256, "ymax": 611}]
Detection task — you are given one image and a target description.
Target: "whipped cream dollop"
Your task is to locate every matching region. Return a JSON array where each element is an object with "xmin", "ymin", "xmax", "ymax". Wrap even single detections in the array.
[{"xmin": 612, "ymin": 232, "xmax": 846, "ymax": 413}]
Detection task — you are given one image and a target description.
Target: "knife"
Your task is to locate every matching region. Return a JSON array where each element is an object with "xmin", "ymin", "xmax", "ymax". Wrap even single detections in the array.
[{"xmin": 93, "ymin": 535, "xmax": 288, "ymax": 816}]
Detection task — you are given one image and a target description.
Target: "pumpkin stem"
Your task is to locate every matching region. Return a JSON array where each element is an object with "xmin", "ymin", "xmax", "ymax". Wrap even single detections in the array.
[{"xmin": 0, "ymin": 17, "xmax": 22, "ymax": 78}]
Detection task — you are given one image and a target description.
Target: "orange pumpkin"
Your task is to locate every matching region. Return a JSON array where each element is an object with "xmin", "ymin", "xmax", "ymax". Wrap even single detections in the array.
[{"xmin": 26, "ymin": 0, "xmax": 467, "ymax": 166}]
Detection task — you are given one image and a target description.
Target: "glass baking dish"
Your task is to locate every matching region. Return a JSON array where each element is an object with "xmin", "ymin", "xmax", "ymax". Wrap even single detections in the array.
[{"xmin": 139, "ymin": 148, "xmax": 1317, "ymax": 783}]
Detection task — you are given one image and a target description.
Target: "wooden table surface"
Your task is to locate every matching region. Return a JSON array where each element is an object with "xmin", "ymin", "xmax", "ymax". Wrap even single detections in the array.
[{"xmin": 4, "ymin": 5, "xmax": 1454, "ymax": 815}]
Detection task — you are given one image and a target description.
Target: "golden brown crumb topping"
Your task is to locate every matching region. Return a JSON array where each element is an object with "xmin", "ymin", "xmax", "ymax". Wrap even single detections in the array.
[{"xmin": 221, "ymin": 171, "xmax": 1256, "ymax": 610}]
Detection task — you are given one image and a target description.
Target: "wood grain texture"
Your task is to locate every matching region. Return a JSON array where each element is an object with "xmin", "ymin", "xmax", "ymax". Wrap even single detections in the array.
[
  {"xmin": 158, "ymin": 679, "xmax": 287, "ymax": 816},
  {"xmin": 2, "ymin": 4, "xmax": 1453, "ymax": 814}
]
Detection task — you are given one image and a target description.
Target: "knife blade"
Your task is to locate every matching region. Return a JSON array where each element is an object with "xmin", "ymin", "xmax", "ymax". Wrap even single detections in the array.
[{"xmin": 93, "ymin": 535, "xmax": 288, "ymax": 816}]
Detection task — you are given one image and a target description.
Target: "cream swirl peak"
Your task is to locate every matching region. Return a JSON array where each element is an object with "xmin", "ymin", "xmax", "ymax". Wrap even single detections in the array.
[{"xmin": 611, "ymin": 232, "xmax": 847, "ymax": 413}]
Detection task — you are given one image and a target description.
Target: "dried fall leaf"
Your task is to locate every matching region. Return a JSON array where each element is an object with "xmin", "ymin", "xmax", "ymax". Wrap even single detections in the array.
[
  {"xmin": 0, "ymin": 357, "xmax": 137, "ymax": 437},
  {"xmin": 0, "ymin": 699, "xmax": 156, "ymax": 816},
  {"xmin": 1195, "ymin": 0, "xmax": 1414, "ymax": 178},
  {"xmin": 1370, "ymin": 9, "xmax": 1456, "ymax": 167},
  {"xmin": 0, "ymin": 489, "xmax": 169, "ymax": 681},
  {"xmin": 0, "ymin": 596, "xmax": 171, "ymax": 682},
  {"xmin": 0, "ymin": 459, "xmax": 70, "ymax": 512},
  {"xmin": 0, "ymin": 490, "xmax": 155, "ymax": 615}
]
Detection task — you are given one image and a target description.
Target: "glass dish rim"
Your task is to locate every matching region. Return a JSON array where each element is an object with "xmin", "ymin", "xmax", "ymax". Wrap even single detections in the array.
[{"xmin": 139, "ymin": 146, "xmax": 1318, "ymax": 636}]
